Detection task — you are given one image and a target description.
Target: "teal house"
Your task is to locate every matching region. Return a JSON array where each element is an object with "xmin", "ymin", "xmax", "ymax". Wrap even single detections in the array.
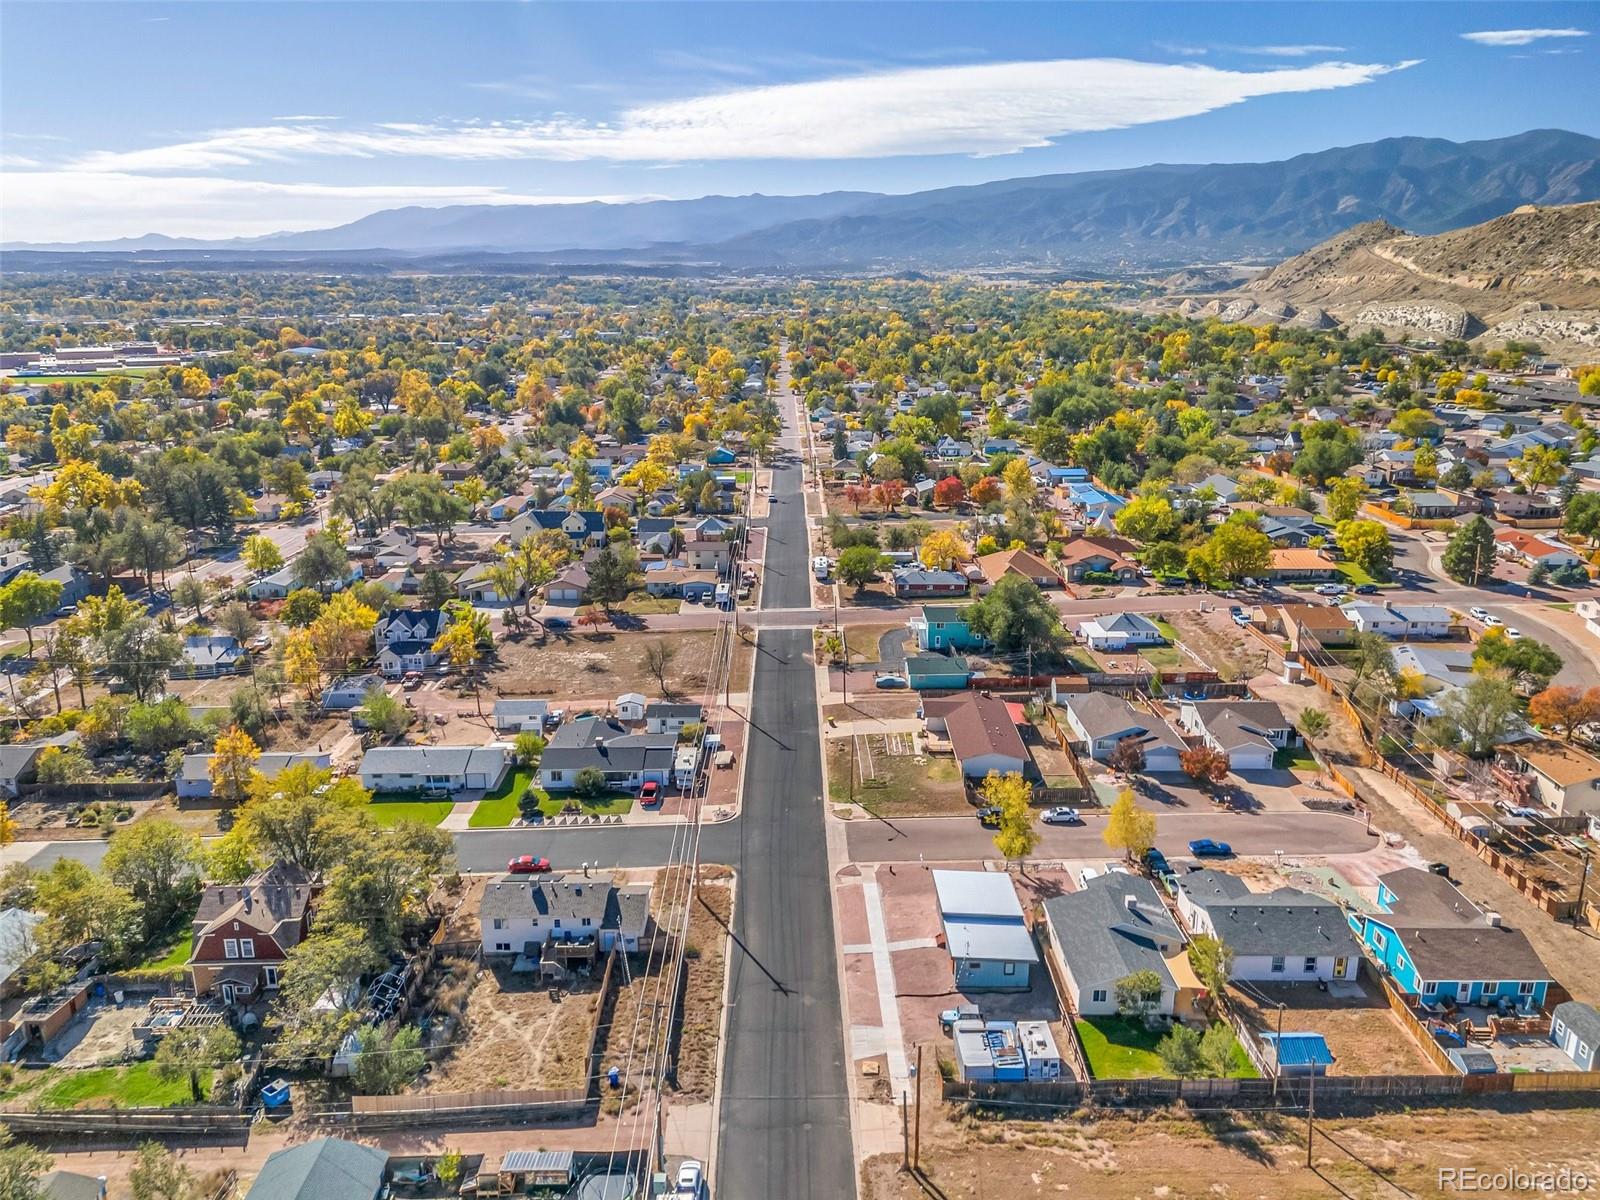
[
  {"xmin": 705, "ymin": 445, "xmax": 737, "ymax": 466},
  {"xmin": 908, "ymin": 605, "xmax": 989, "ymax": 653},
  {"xmin": 903, "ymin": 652, "xmax": 973, "ymax": 691},
  {"xmin": 1349, "ymin": 868, "xmax": 1551, "ymax": 1012}
]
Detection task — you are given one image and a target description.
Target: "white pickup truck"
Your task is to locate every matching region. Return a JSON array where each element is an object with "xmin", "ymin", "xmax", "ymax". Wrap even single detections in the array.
[{"xmin": 813, "ymin": 555, "xmax": 831, "ymax": 581}]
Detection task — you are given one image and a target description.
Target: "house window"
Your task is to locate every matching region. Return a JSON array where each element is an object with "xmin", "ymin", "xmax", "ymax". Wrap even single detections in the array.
[
  {"xmin": 492, "ymin": 918, "xmax": 504, "ymax": 930},
  {"xmin": 1003, "ymin": 962, "xmax": 1016, "ymax": 976},
  {"xmin": 553, "ymin": 920, "xmax": 562, "ymax": 929},
  {"xmin": 264, "ymin": 966, "xmax": 279, "ymax": 988},
  {"xmin": 1270, "ymin": 956, "xmax": 1286, "ymax": 974},
  {"xmin": 240, "ymin": 939, "xmax": 255, "ymax": 959},
  {"xmin": 1582, "ymin": 1042, "xmax": 1592, "ymax": 1060},
  {"xmin": 581, "ymin": 918, "xmax": 592, "ymax": 928},
  {"xmin": 967, "ymin": 961, "xmax": 981, "ymax": 971},
  {"xmin": 1091, "ymin": 989, "xmax": 1108, "ymax": 1005},
  {"xmin": 1519, "ymin": 981, "xmax": 1535, "ymax": 996},
  {"xmin": 223, "ymin": 939, "xmax": 239, "ymax": 959},
  {"xmin": 1303, "ymin": 957, "xmax": 1318, "ymax": 973},
  {"xmin": 495, "ymin": 942, "xmax": 511, "ymax": 953},
  {"xmin": 1372, "ymin": 930, "xmax": 1387, "ymax": 952},
  {"xmin": 1422, "ymin": 983, "xmax": 1436, "ymax": 996}
]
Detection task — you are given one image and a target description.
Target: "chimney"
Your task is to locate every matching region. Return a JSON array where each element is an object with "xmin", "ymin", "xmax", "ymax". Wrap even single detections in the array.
[
  {"xmin": 1485, "ymin": 911, "xmax": 1502, "ymax": 927},
  {"xmin": 1124, "ymin": 895, "xmax": 1138, "ymax": 914}
]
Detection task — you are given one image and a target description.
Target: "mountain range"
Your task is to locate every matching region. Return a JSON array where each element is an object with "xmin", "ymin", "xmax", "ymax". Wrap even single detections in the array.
[{"xmin": 9, "ymin": 129, "xmax": 1600, "ymax": 272}]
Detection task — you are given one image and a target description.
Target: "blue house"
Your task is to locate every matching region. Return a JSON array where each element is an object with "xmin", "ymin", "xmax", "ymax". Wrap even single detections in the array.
[
  {"xmin": 933, "ymin": 870, "xmax": 1037, "ymax": 991},
  {"xmin": 1349, "ymin": 868, "xmax": 1552, "ymax": 1011},
  {"xmin": 705, "ymin": 445, "xmax": 737, "ymax": 466},
  {"xmin": 908, "ymin": 605, "xmax": 989, "ymax": 653},
  {"xmin": 903, "ymin": 653, "xmax": 973, "ymax": 691}
]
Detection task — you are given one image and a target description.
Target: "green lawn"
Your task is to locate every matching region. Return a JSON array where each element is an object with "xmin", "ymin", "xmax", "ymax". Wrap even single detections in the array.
[
  {"xmin": 1137, "ymin": 643, "xmax": 1184, "ymax": 669},
  {"xmin": 616, "ymin": 592, "xmax": 682, "ymax": 615},
  {"xmin": 468, "ymin": 766, "xmax": 541, "ymax": 827},
  {"xmin": 1076, "ymin": 1016, "xmax": 1167, "ymax": 1078},
  {"xmin": 532, "ymin": 789, "xmax": 635, "ymax": 819},
  {"xmin": 365, "ymin": 795, "xmax": 454, "ymax": 826},
  {"xmin": 11, "ymin": 369, "xmax": 159, "ymax": 386},
  {"xmin": 1274, "ymin": 745, "xmax": 1320, "ymax": 771},
  {"xmin": 37, "ymin": 1062, "xmax": 212, "ymax": 1110},
  {"xmin": 142, "ymin": 931, "xmax": 194, "ymax": 971},
  {"xmin": 1332, "ymin": 561, "xmax": 1389, "ymax": 588},
  {"xmin": 1153, "ymin": 618, "xmax": 1181, "ymax": 642}
]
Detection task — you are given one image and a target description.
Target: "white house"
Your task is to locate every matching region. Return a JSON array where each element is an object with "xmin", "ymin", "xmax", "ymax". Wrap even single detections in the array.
[
  {"xmin": 1059, "ymin": 692, "xmax": 1185, "ymax": 771},
  {"xmin": 644, "ymin": 702, "xmax": 702, "ymax": 735},
  {"xmin": 1339, "ymin": 602, "xmax": 1453, "ymax": 640},
  {"xmin": 1076, "ymin": 612, "xmax": 1164, "ymax": 651},
  {"xmin": 615, "ymin": 693, "xmax": 648, "ymax": 722},
  {"xmin": 373, "ymin": 609, "xmax": 448, "ymax": 678},
  {"xmin": 322, "ymin": 672, "xmax": 385, "ymax": 710},
  {"xmin": 1579, "ymin": 599, "xmax": 1600, "ymax": 642},
  {"xmin": 480, "ymin": 875, "xmax": 652, "ymax": 957},
  {"xmin": 357, "ymin": 744, "xmax": 510, "ymax": 794},
  {"xmin": 538, "ymin": 717, "xmax": 677, "ymax": 793},
  {"xmin": 1178, "ymin": 699, "xmax": 1296, "ymax": 772},
  {"xmin": 493, "ymin": 699, "xmax": 550, "ymax": 734},
  {"xmin": 1174, "ymin": 870, "xmax": 1359, "ymax": 984}
]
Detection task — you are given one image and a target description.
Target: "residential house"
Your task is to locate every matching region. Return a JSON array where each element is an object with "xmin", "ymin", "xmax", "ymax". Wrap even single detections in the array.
[
  {"xmin": 177, "ymin": 751, "xmax": 331, "ymax": 800},
  {"xmin": 246, "ymin": 564, "xmax": 300, "ymax": 601},
  {"xmin": 1350, "ymin": 867, "xmax": 1552, "ymax": 1010},
  {"xmin": 455, "ymin": 560, "xmax": 523, "ymax": 604},
  {"xmin": 1076, "ymin": 612, "xmax": 1164, "ymax": 651},
  {"xmin": 1402, "ymin": 490, "xmax": 1461, "ymax": 519},
  {"xmin": 0, "ymin": 734, "xmax": 79, "ymax": 797},
  {"xmin": 933, "ymin": 870, "xmax": 1037, "ymax": 991},
  {"xmin": 1491, "ymin": 490, "xmax": 1565, "ymax": 521},
  {"xmin": 1340, "ymin": 602, "xmax": 1453, "ymax": 640},
  {"xmin": 546, "ymin": 562, "xmax": 590, "ymax": 604},
  {"xmin": 1054, "ymin": 536, "xmax": 1142, "ymax": 583},
  {"xmin": 1174, "ymin": 870, "xmax": 1359, "ymax": 983},
  {"xmin": 189, "ymin": 862, "xmax": 314, "ymax": 1004},
  {"xmin": 644, "ymin": 702, "xmax": 702, "ymax": 735},
  {"xmin": 1197, "ymin": 473, "xmax": 1241, "ymax": 503},
  {"xmin": 1043, "ymin": 873, "xmax": 1190, "ymax": 1018},
  {"xmin": 373, "ymin": 609, "xmax": 448, "ymax": 677},
  {"xmin": 538, "ymin": 717, "xmax": 676, "ymax": 793},
  {"xmin": 176, "ymin": 634, "xmax": 245, "ymax": 679},
  {"xmin": 1501, "ymin": 741, "xmax": 1600, "ymax": 817},
  {"xmin": 1578, "ymin": 598, "xmax": 1600, "ymax": 641},
  {"xmin": 1268, "ymin": 602, "xmax": 1356, "ymax": 650},
  {"xmin": 684, "ymin": 540, "xmax": 731, "ymax": 574},
  {"xmin": 642, "ymin": 565, "xmax": 717, "ymax": 601},
  {"xmin": 1550, "ymin": 1001, "xmax": 1600, "ymax": 1071},
  {"xmin": 0, "ymin": 908, "xmax": 43, "ymax": 999},
  {"xmin": 480, "ymin": 874, "xmax": 652, "ymax": 957},
  {"xmin": 39, "ymin": 564, "xmax": 90, "ymax": 613},
  {"xmin": 1058, "ymin": 693, "xmax": 1185, "ymax": 771},
  {"xmin": 1266, "ymin": 548, "xmax": 1339, "ymax": 582},
  {"xmin": 357, "ymin": 745, "xmax": 510, "ymax": 794},
  {"xmin": 320, "ymin": 672, "xmax": 385, "ymax": 710},
  {"xmin": 902, "ymin": 652, "xmax": 974, "ymax": 691},
  {"xmin": 1178, "ymin": 699, "xmax": 1296, "ymax": 772},
  {"xmin": 243, "ymin": 1137, "xmax": 388, "ymax": 1200},
  {"xmin": 39, "ymin": 1171, "xmax": 110, "ymax": 1200},
  {"xmin": 920, "ymin": 692, "xmax": 1028, "ymax": 778},
  {"xmin": 976, "ymin": 547, "xmax": 1061, "ymax": 589},
  {"xmin": 493, "ymin": 699, "xmax": 550, "ymax": 734},
  {"xmin": 1494, "ymin": 529, "xmax": 1584, "ymax": 570},
  {"xmin": 509, "ymin": 509, "xmax": 607, "ymax": 550},
  {"xmin": 892, "ymin": 568, "xmax": 968, "ymax": 599},
  {"xmin": 1259, "ymin": 514, "xmax": 1324, "ymax": 547},
  {"xmin": 907, "ymin": 605, "xmax": 987, "ymax": 653}
]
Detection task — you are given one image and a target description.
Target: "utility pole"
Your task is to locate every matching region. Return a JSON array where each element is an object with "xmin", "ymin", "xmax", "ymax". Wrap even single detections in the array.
[
  {"xmin": 1574, "ymin": 850, "xmax": 1592, "ymax": 928},
  {"xmin": 1305, "ymin": 1061, "xmax": 1317, "ymax": 1168},
  {"xmin": 913, "ymin": 1044, "xmax": 924, "ymax": 1168},
  {"xmin": 900, "ymin": 1090, "xmax": 911, "ymax": 1172},
  {"xmin": 1272, "ymin": 1003, "xmax": 1286, "ymax": 1099}
]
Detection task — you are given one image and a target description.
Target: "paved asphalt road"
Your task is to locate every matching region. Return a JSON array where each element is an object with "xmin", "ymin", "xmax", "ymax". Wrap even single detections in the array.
[
  {"xmin": 716, "ymin": 358, "xmax": 856, "ymax": 1200},
  {"xmin": 846, "ymin": 809, "xmax": 1378, "ymax": 863}
]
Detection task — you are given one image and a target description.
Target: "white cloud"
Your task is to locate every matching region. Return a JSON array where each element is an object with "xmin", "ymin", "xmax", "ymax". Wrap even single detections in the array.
[
  {"xmin": 1461, "ymin": 28, "xmax": 1588, "ymax": 47},
  {"xmin": 1, "ymin": 172, "xmax": 657, "ymax": 243},
  {"xmin": 1234, "ymin": 44, "xmax": 1347, "ymax": 57},
  {"xmin": 63, "ymin": 55, "xmax": 1417, "ymax": 172},
  {"xmin": 271, "ymin": 114, "xmax": 340, "ymax": 122}
]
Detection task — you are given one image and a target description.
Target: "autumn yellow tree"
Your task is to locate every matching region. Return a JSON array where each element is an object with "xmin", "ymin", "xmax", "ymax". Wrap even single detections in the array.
[
  {"xmin": 982, "ymin": 771, "xmax": 1037, "ymax": 867},
  {"xmin": 283, "ymin": 628, "xmax": 323, "ymax": 703},
  {"xmin": 1103, "ymin": 788, "xmax": 1157, "ymax": 861},
  {"xmin": 308, "ymin": 591, "xmax": 378, "ymax": 678},
  {"xmin": 209, "ymin": 726, "xmax": 263, "ymax": 804},
  {"xmin": 919, "ymin": 529, "xmax": 969, "ymax": 571}
]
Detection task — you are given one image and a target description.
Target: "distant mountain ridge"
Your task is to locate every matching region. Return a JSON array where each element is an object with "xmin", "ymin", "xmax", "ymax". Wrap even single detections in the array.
[{"xmin": 10, "ymin": 129, "xmax": 1600, "ymax": 270}]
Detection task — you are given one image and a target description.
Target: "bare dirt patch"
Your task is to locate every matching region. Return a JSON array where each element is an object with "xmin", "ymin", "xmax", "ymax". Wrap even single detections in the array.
[
  {"xmin": 826, "ymin": 737, "xmax": 969, "ymax": 816},
  {"xmin": 490, "ymin": 630, "xmax": 722, "ymax": 699},
  {"xmin": 1170, "ymin": 608, "xmax": 1271, "ymax": 681},
  {"xmin": 1229, "ymin": 977, "xmax": 1438, "ymax": 1077},
  {"xmin": 675, "ymin": 866, "xmax": 733, "ymax": 1100},
  {"xmin": 420, "ymin": 962, "xmax": 600, "ymax": 1092}
]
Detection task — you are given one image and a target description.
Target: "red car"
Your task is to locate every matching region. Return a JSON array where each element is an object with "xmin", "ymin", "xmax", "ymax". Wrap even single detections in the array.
[
  {"xmin": 507, "ymin": 854, "xmax": 551, "ymax": 874},
  {"xmin": 639, "ymin": 781, "xmax": 660, "ymax": 806}
]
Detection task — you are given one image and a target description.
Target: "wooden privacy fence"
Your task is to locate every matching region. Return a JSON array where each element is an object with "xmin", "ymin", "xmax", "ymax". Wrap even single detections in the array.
[
  {"xmin": 351, "ymin": 1086, "xmax": 589, "ymax": 1117},
  {"xmin": 0, "ymin": 1105, "xmax": 251, "ymax": 1133}
]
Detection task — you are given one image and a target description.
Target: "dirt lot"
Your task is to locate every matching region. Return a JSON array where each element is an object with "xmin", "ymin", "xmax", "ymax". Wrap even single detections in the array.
[
  {"xmin": 1248, "ymin": 669, "xmax": 1369, "ymax": 765},
  {"xmin": 1169, "ymin": 608, "xmax": 1272, "ymax": 681},
  {"xmin": 421, "ymin": 961, "xmax": 600, "ymax": 1092},
  {"xmin": 1230, "ymin": 977, "xmax": 1440, "ymax": 1077},
  {"xmin": 827, "ymin": 736, "xmax": 970, "ymax": 816},
  {"xmin": 862, "ymin": 1089, "xmax": 1600, "ymax": 1199},
  {"xmin": 490, "ymin": 629, "xmax": 750, "ymax": 700}
]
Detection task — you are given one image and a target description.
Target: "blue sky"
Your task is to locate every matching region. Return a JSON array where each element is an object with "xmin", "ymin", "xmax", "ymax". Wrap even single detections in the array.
[{"xmin": 3, "ymin": 1, "xmax": 1596, "ymax": 242}]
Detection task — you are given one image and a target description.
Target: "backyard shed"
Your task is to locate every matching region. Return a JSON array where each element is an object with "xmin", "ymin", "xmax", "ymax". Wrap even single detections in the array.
[
  {"xmin": 1262, "ymin": 1031, "xmax": 1334, "ymax": 1077},
  {"xmin": 1550, "ymin": 1000, "xmax": 1600, "ymax": 1071}
]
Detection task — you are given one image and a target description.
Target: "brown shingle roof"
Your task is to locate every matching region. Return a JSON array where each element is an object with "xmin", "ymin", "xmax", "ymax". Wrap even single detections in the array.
[{"xmin": 944, "ymin": 693, "xmax": 1028, "ymax": 767}]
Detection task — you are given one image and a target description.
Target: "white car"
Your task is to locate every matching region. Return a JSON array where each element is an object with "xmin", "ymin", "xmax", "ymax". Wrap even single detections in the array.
[
  {"xmin": 1314, "ymin": 583, "xmax": 1347, "ymax": 596},
  {"xmin": 1469, "ymin": 607, "xmax": 1490, "ymax": 623},
  {"xmin": 1506, "ymin": 628, "xmax": 1523, "ymax": 640},
  {"xmin": 675, "ymin": 1160, "xmax": 705, "ymax": 1197},
  {"xmin": 1042, "ymin": 807, "xmax": 1082, "ymax": 825},
  {"xmin": 1482, "ymin": 614, "xmax": 1504, "ymax": 629}
]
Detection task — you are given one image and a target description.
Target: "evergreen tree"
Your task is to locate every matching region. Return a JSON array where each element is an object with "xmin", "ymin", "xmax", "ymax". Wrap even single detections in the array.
[{"xmin": 1442, "ymin": 515, "xmax": 1497, "ymax": 585}]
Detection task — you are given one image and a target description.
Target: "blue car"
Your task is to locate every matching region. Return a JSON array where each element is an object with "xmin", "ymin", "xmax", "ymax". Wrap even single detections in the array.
[
  {"xmin": 1141, "ymin": 847, "xmax": 1172, "ymax": 877},
  {"xmin": 1188, "ymin": 838, "xmax": 1233, "ymax": 858}
]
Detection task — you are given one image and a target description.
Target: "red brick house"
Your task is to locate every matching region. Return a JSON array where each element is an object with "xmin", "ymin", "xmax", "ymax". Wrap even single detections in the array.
[{"xmin": 188, "ymin": 862, "xmax": 314, "ymax": 1005}]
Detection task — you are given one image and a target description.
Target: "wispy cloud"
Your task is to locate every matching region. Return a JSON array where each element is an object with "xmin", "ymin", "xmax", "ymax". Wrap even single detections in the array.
[
  {"xmin": 1461, "ymin": 28, "xmax": 1588, "ymax": 47},
  {"xmin": 1155, "ymin": 42, "xmax": 1346, "ymax": 58},
  {"xmin": 653, "ymin": 48, "xmax": 763, "ymax": 79},
  {"xmin": 271, "ymin": 114, "xmax": 340, "ymax": 123},
  {"xmin": 2, "ymin": 172, "xmax": 660, "ymax": 243},
  {"xmin": 63, "ymin": 55, "xmax": 1417, "ymax": 172}
]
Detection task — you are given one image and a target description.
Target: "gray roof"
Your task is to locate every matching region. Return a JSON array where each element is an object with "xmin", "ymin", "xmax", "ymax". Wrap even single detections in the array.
[
  {"xmin": 179, "ymin": 751, "xmax": 328, "ymax": 785},
  {"xmin": 494, "ymin": 698, "xmax": 550, "ymax": 718},
  {"xmin": 1193, "ymin": 886, "xmax": 1358, "ymax": 958},
  {"xmin": 0, "ymin": 907, "xmax": 43, "ymax": 990},
  {"xmin": 1044, "ymin": 873, "xmax": 1182, "ymax": 989},
  {"xmin": 244, "ymin": 1137, "xmax": 387, "ymax": 1200},
  {"xmin": 479, "ymin": 874, "xmax": 650, "ymax": 935},
  {"xmin": 40, "ymin": 1172, "xmax": 106, "ymax": 1200},
  {"xmin": 1175, "ymin": 869, "xmax": 1251, "ymax": 907},
  {"xmin": 541, "ymin": 717, "xmax": 677, "ymax": 773},
  {"xmin": 358, "ymin": 744, "xmax": 505, "ymax": 778},
  {"xmin": 643, "ymin": 702, "xmax": 702, "ymax": 720},
  {"xmin": 1187, "ymin": 700, "xmax": 1291, "ymax": 751},
  {"xmin": 1064, "ymin": 693, "xmax": 1148, "ymax": 741},
  {"xmin": 1553, "ymin": 1000, "xmax": 1600, "ymax": 1046}
]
